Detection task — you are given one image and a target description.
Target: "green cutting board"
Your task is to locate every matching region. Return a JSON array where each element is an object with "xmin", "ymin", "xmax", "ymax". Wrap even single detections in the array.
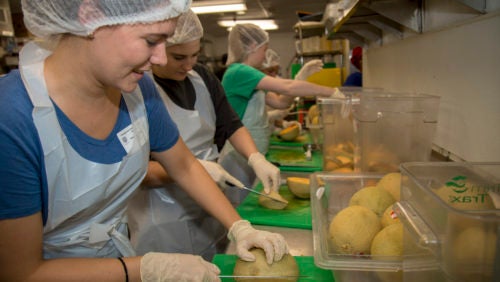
[
  {"xmin": 212, "ymin": 254, "xmax": 335, "ymax": 282},
  {"xmin": 270, "ymin": 131, "xmax": 312, "ymax": 147},
  {"xmin": 236, "ymin": 183, "xmax": 312, "ymax": 229},
  {"xmin": 266, "ymin": 147, "xmax": 323, "ymax": 172}
]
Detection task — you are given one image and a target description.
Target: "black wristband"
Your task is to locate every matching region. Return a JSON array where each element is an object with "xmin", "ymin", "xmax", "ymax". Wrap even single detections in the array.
[{"xmin": 117, "ymin": 257, "xmax": 129, "ymax": 282}]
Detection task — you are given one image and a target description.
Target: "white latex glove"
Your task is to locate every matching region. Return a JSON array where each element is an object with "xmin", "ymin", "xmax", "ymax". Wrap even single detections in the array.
[
  {"xmin": 267, "ymin": 109, "xmax": 290, "ymax": 133},
  {"xmin": 199, "ymin": 159, "xmax": 244, "ymax": 190},
  {"xmin": 247, "ymin": 152, "xmax": 281, "ymax": 193},
  {"xmin": 295, "ymin": 59, "xmax": 324, "ymax": 81},
  {"xmin": 140, "ymin": 252, "xmax": 221, "ymax": 282},
  {"xmin": 228, "ymin": 220, "xmax": 289, "ymax": 265}
]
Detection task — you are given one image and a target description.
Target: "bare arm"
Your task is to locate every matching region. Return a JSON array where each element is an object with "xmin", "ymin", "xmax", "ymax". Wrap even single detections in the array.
[
  {"xmin": 227, "ymin": 126, "xmax": 260, "ymax": 160},
  {"xmin": 0, "ymin": 213, "xmax": 142, "ymax": 282},
  {"xmin": 265, "ymin": 91, "xmax": 295, "ymax": 109},
  {"xmin": 257, "ymin": 75, "xmax": 334, "ymax": 98},
  {"xmin": 141, "ymin": 160, "xmax": 174, "ymax": 188},
  {"xmin": 151, "ymin": 138, "xmax": 241, "ymax": 229}
]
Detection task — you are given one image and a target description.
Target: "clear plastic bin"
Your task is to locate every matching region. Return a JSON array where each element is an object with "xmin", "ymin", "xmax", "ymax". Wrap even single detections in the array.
[
  {"xmin": 397, "ymin": 162, "xmax": 500, "ymax": 282},
  {"xmin": 317, "ymin": 87, "xmax": 381, "ymax": 173},
  {"xmin": 310, "ymin": 172, "xmax": 407, "ymax": 282},
  {"xmin": 354, "ymin": 92, "xmax": 440, "ymax": 173},
  {"xmin": 318, "ymin": 90, "xmax": 440, "ymax": 173}
]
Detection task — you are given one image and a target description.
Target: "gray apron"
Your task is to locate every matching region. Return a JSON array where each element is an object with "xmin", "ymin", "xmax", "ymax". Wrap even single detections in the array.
[
  {"xmin": 128, "ymin": 71, "xmax": 227, "ymax": 260},
  {"xmin": 19, "ymin": 41, "xmax": 150, "ymax": 259},
  {"xmin": 218, "ymin": 89, "xmax": 270, "ymax": 206}
]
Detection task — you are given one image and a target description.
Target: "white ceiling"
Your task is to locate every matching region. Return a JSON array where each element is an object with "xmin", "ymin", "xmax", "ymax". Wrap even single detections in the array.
[{"xmin": 194, "ymin": 0, "xmax": 331, "ymax": 38}]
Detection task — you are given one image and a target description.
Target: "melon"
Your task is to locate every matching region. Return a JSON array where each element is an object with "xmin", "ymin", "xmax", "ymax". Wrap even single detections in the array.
[
  {"xmin": 286, "ymin": 177, "xmax": 310, "ymax": 199},
  {"xmin": 278, "ymin": 124, "xmax": 300, "ymax": 141},
  {"xmin": 376, "ymin": 172, "xmax": 402, "ymax": 201},
  {"xmin": 307, "ymin": 104, "xmax": 319, "ymax": 122},
  {"xmin": 329, "ymin": 205, "xmax": 381, "ymax": 255},
  {"xmin": 258, "ymin": 190, "xmax": 288, "ymax": 210},
  {"xmin": 380, "ymin": 205, "xmax": 400, "ymax": 227},
  {"xmin": 349, "ymin": 186, "xmax": 395, "ymax": 217},
  {"xmin": 233, "ymin": 248, "xmax": 299, "ymax": 282},
  {"xmin": 371, "ymin": 223, "xmax": 404, "ymax": 282}
]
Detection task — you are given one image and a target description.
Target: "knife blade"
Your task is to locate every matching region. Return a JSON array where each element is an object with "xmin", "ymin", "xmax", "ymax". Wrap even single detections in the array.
[
  {"xmin": 270, "ymin": 161, "xmax": 314, "ymax": 168},
  {"xmin": 219, "ymin": 275, "xmax": 310, "ymax": 279},
  {"xmin": 225, "ymin": 181, "xmax": 288, "ymax": 204}
]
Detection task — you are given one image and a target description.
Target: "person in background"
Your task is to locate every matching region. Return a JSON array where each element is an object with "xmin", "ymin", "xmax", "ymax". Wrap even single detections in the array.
[
  {"xmin": 343, "ymin": 46, "xmax": 363, "ymax": 86},
  {"xmin": 214, "ymin": 53, "xmax": 228, "ymax": 81},
  {"xmin": 0, "ymin": 2, "xmax": 288, "ymax": 282},
  {"xmin": 260, "ymin": 49, "xmax": 291, "ymax": 132},
  {"xmin": 218, "ymin": 23, "xmax": 344, "ymax": 198},
  {"xmin": 127, "ymin": 9, "xmax": 281, "ymax": 260},
  {"xmin": 260, "ymin": 49, "xmax": 325, "ymax": 134}
]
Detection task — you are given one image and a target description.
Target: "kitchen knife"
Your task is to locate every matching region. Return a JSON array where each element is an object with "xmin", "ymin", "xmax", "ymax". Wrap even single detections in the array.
[
  {"xmin": 270, "ymin": 161, "xmax": 314, "ymax": 168},
  {"xmin": 225, "ymin": 181, "xmax": 288, "ymax": 204},
  {"xmin": 219, "ymin": 275, "xmax": 310, "ymax": 279}
]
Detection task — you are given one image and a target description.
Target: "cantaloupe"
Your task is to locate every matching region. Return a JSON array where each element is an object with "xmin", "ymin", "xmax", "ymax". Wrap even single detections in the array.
[
  {"xmin": 381, "ymin": 205, "xmax": 400, "ymax": 227},
  {"xmin": 286, "ymin": 177, "xmax": 310, "ymax": 199},
  {"xmin": 329, "ymin": 205, "xmax": 381, "ymax": 255},
  {"xmin": 371, "ymin": 223, "xmax": 404, "ymax": 282},
  {"xmin": 371, "ymin": 223, "xmax": 404, "ymax": 258},
  {"xmin": 349, "ymin": 186, "xmax": 396, "ymax": 217},
  {"xmin": 307, "ymin": 104, "xmax": 319, "ymax": 123},
  {"xmin": 376, "ymin": 172, "xmax": 402, "ymax": 201},
  {"xmin": 258, "ymin": 190, "xmax": 288, "ymax": 210},
  {"xmin": 278, "ymin": 124, "xmax": 300, "ymax": 141},
  {"xmin": 233, "ymin": 248, "xmax": 299, "ymax": 282}
]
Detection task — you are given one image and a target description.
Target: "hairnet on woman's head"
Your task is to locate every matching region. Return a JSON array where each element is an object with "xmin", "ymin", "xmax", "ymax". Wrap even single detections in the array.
[
  {"xmin": 261, "ymin": 49, "xmax": 280, "ymax": 69},
  {"xmin": 226, "ymin": 23, "xmax": 269, "ymax": 65},
  {"xmin": 22, "ymin": 0, "xmax": 192, "ymax": 39},
  {"xmin": 166, "ymin": 9, "xmax": 203, "ymax": 46}
]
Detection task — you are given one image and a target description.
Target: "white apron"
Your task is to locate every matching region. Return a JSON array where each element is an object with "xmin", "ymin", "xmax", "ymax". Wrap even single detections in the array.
[
  {"xmin": 218, "ymin": 89, "xmax": 270, "ymax": 206},
  {"xmin": 127, "ymin": 71, "xmax": 226, "ymax": 260},
  {"xmin": 19, "ymin": 42, "xmax": 150, "ymax": 259}
]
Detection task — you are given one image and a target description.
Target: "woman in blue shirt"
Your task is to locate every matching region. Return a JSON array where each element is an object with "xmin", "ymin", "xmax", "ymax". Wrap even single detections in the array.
[{"xmin": 0, "ymin": 2, "xmax": 288, "ymax": 281}]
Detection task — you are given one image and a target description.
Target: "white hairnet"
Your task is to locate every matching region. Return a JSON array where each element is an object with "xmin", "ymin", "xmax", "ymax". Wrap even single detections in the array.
[
  {"xmin": 226, "ymin": 23, "xmax": 269, "ymax": 65},
  {"xmin": 166, "ymin": 9, "xmax": 203, "ymax": 46},
  {"xmin": 261, "ymin": 49, "xmax": 280, "ymax": 69},
  {"xmin": 22, "ymin": 0, "xmax": 192, "ymax": 39}
]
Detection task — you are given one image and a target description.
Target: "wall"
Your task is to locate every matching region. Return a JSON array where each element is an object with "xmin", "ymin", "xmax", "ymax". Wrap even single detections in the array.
[{"xmin": 364, "ymin": 11, "xmax": 500, "ymax": 161}]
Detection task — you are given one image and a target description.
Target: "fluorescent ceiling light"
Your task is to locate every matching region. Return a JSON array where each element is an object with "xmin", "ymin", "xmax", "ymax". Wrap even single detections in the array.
[
  {"xmin": 218, "ymin": 19, "xmax": 279, "ymax": 30},
  {"xmin": 192, "ymin": 1, "xmax": 247, "ymax": 14}
]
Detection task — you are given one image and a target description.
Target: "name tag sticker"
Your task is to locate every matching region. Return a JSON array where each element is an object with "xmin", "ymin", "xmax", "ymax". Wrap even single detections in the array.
[{"xmin": 117, "ymin": 124, "xmax": 135, "ymax": 153}]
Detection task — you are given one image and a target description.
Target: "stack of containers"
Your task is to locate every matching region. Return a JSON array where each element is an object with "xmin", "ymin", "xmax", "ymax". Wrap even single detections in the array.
[
  {"xmin": 310, "ymin": 162, "xmax": 500, "ymax": 282},
  {"xmin": 317, "ymin": 88, "xmax": 440, "ymax": 173}
]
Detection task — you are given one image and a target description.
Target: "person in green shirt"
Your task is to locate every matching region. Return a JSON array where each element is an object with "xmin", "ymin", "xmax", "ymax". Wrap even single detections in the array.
[{"xmin": 218, "ymin": 23, "xmax": 344, "ymax": 203}]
